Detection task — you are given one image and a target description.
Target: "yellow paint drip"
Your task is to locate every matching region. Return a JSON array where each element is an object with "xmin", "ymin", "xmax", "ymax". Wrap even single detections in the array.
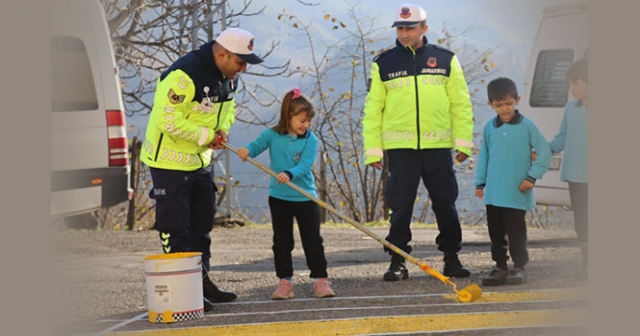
[
  {"xmin": 147, "ymin": 311, "xmax": 157, "ymax": 323},
  {"xmin": 147, "ymin": 310, "xmax": 175, "ymax": 323},
  {"xmin": 162, "ymin": 311, "xmax": 174, "ymax": 323},
  {"xmin": 143, "ymin": 252, "xmax": 202, "ymax": 260}
]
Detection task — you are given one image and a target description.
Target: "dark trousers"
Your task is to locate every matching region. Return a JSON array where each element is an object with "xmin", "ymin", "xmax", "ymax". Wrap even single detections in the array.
[
  {"xmin": 569, "ymin": 182, "xmax": 588, "ymax": 267},
  {"xmin": 149, "ymin": 167, "xmax": 216, "ymax": 271},
  {"xmin": 568, "ymin": 182, "xmax": 588, "ymax": 244},
  {"xmin": 384, "ymin": 149, "xmax": 462, "ymax": 255},
  {"xmin": 269, "ymin": 196, "xmax": 328, "ymax": 279},
  {"xmin": 486, "ymin": 205, "xmax": 528, "ymax": 270}
]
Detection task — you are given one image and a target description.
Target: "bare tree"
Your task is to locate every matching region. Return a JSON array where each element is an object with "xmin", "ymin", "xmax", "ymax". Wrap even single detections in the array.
[
  {"xmin": 270, "ymin": 3, "xmax": 497, "ymax": 224},
  {"xmin": 101, "ymin": 0, "xmax": 289, "ymax": 117},
  {"xmin": 266, "ymin": 4, "xmax": 380, "ymax": 223},
  {"xmin": 94, "ymin": 0, "xmax": 497, "ymax": 229},
  {"xmin": 435, "ymin": 22, "xmax": 499, "ymax": 105},
  {"xmin": 95, "ymin": 0, "xmax": 291, "ymax": 229}
]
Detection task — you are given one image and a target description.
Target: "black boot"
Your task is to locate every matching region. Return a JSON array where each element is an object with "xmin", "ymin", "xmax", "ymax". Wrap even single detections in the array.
[
  {"xmin": 202, "ymin": 270, "xmax": 237, "ymax": 303},
  {"xmin": 203, "ymin": 297, "xmax": 214, "ymax": 312},
  {"xmin": 383, "ymin": 253, "xmax": 409, "ymax": 281},
  {"xmin": 443, "ymin": 252, "xmax": 471, "ymax": 278}
]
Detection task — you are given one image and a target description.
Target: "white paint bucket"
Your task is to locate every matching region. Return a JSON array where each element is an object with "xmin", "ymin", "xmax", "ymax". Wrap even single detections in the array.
[{"xmin": 143, "ymin": 252, "xmax": 204, "ymax": 323}]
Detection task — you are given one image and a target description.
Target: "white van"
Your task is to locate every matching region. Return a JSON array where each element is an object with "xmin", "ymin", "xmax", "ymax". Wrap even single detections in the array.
[
  {"xmin": 50, "ymin": 0, "xmax": 132, "ymax": 220},
  {"xmin": 520, "ymin": 2, "xmax": 588, "ymax": 207}
]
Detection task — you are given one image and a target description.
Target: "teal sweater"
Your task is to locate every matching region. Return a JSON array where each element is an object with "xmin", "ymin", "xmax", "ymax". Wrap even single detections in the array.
[
  {"xmin": 475, "ymin": 112, "xmax": 551, "ymax": 211},
  {"xmin": 243, "ymin": 128, "xmax": 318, "ymax": 202},
  {"xmin": 549, "ymin": 100, "xmax": 588, "ymax": 183}
]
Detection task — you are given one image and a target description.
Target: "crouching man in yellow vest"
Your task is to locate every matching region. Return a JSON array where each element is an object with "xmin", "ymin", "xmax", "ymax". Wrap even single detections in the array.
[{"xmin": 141, "ymin": 28, "xmax": 263, "ymax": 311}]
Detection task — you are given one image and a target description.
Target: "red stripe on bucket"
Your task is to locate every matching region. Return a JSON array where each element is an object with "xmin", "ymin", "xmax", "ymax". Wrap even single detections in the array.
[
  {"xmin": 145, "ymin": 268, "xmax": 201, "ymax": 277},
  {"xmin": 174, "ymin": 308, "xmax": 204, "ymax": 314}
]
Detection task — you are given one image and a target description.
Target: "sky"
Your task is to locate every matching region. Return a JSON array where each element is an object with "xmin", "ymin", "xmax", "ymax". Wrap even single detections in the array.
[
  {"xmin": 136, "ymin": 0, "xmax": 579, "ymax": 132},
  {"xmin": 127, "ymin": 0, "xmax": 581, "ymax": 131},
  {"xmin": 252, "ymin": 0, "xmax": 580, "ymax": 87},
  {"xmin": 128, "ymin": 0, "xmax": 584, "ymax": 222}
]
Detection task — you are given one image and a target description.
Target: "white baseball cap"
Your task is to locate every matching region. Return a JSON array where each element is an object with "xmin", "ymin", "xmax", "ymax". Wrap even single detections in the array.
[
  {"xmin": 391, "ymin": 4, "xmax": 427, "ymax": 28},
  {"xmin": 215, "ymin": 27, "xmax": 263, "ymax": 64}
]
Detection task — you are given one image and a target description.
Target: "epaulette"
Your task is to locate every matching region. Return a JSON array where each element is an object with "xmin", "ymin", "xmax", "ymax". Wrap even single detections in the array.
[
  {"xmin": 430, "ymin": 44, "xmax": 455, "ymax": 55},
  {"xmin": 372, "ymin": 47, "xmax": 394, "ymax": 62}
]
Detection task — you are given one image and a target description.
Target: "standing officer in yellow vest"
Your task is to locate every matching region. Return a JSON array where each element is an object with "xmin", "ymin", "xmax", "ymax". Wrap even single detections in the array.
[
  {"xmin": 141, "ymin": 28, "xmax": 263, "ymax": 311},
  {"xmin": 363, "ymin": 4, "xmax": 474, "ymax": 281}
]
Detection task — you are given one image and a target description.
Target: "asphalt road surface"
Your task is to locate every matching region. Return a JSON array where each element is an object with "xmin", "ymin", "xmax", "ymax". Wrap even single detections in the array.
[{"xmin": 52, "ymin": 225, "xmax": 587, "ymax": 336}]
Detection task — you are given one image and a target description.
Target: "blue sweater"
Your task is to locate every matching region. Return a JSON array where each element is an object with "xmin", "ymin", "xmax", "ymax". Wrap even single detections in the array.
[
  {"xmin": 244, "ymin": 128, "xmax": 318, "ymax": 202},
  {"xmin": 475, "ymin": 112, "xmax": 551, "ymax": 211},
  {"xmin": 549, "ymin": 100, "xmax": 588, "ymax": 183}
]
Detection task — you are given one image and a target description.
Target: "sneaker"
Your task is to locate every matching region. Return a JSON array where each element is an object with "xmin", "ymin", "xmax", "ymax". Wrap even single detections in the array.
[
  {"xmin": 272, "ymin": 279, "xmax": 294, "ymax": 300},
  {"xmin": 505, "ymin": 267, "xmax": 526, "ymax": 285},
  {"xmin": 383, "ymin": 254, "xmax": 409, "ymax": 281},
  {"xmin": 482, "ymin": 267, "xmax": 508, "ymax": 286},
  {"xmin": 314, "ymin": 278, "xmax": 336, "ymax": 298},
  {"xmin": 443, "ymin": 253, "xmax": 471, "ymax": 278}
]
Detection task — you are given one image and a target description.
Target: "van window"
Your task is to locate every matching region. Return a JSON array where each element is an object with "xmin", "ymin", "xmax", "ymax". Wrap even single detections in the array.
[
  {"xmin": 51, "ymin": 36, "xmax": 99, "ymax": 112},
  {"xmin": 529, "ymin": 49, "xmax": 574, "ymax": 107}
]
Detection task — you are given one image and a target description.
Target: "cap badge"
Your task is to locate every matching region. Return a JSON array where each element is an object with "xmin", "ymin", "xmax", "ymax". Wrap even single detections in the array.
[{"xmin": 399, "ymin": 7, "xmax": 412, "ymax": 19}]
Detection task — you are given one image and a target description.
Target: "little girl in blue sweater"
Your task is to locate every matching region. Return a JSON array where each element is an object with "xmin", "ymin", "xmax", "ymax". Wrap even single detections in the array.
[{"xmin": 237, "ymin": 89, "xmax": 334, "ymax": 300}]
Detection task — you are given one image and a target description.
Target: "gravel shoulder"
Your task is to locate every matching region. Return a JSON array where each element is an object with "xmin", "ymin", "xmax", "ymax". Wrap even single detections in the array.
[{"xmin": 51, "ymin": 224, "xmax": 583, "ymax": 325}]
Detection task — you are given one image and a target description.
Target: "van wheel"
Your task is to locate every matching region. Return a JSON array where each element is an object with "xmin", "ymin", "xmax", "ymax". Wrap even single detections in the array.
[{"xmin": 64, "ymin": 213, "xmax": 98, "ymax": 230}]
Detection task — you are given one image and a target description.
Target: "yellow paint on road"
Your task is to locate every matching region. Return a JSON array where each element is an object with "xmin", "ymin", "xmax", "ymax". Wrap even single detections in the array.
[
  {"xmin": 111, "ymin": 309, "xmax": 586, "ymax": 336},
  {"xmin": 108, "ymin": 288, "xmax": 588, "ymax": 336},
  {"xmin": 442, "ymin": 287, "xmax": 588, "ymax": 303}
]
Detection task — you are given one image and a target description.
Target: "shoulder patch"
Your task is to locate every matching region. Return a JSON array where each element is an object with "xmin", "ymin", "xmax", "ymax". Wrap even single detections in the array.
[
  {"xmin": 167, "ymin": 89, "xmax": 185, "ymax": 105},
  {"xmin": 160, "ymin": 69, "xmax": 194, "ymax": 102}
]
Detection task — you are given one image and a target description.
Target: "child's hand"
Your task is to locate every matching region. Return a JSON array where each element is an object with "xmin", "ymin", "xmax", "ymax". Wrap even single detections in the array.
[
  {"xmin": 519, "ymin": 180, "xmax": 534, "ymax": 192},
  {"xmin": 237, "ymin": 147, "xmax": 249, "ymax": 162},
  {"xmin": 531, "ymin": 150, "xmax": 537, "ymax": 161},
  {"xmin": 276, "ymin": 172, "xmax": 290, "ymax": 184},
  {"xmin": 475, "ymin": 188, "xmax": 484, "ymax": 199}
]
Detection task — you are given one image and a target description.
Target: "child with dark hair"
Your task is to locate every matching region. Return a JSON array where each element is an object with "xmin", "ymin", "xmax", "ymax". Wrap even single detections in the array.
[
  {"xmin": 237, "ymin": 89, "xmax": 335, "ymax": 299},
  {"xmin": 476, "ymin": 77, "xmax": 552, "ymax": 286},
  {"xmin": 549, "ymin": 57, "xmax": 589, "ymax": 277}
]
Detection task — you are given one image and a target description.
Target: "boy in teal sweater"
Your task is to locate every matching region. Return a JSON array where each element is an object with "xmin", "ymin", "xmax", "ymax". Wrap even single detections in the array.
[
  {"xmin": 475, "ymin": 77, "xmax": 551, "ymax": 286},
  {"xmin": 549, "ymin": 57, "xmax": 589, "ymax": 277}
]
